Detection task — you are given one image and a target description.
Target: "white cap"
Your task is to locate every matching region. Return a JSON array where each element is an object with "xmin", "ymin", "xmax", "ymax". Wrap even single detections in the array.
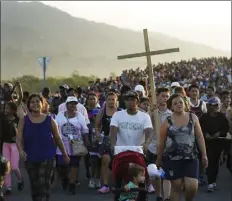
[
  {"xmin": 66, "ymin": 96, "xmax": 78, "ymax": 103},
  {"xmin": 171, "ymin": 82, "xmax": 180, "ymax": 88},
  {"xmin": 134, "ymin": 85, "xmax": 145, "ymax": 96}
]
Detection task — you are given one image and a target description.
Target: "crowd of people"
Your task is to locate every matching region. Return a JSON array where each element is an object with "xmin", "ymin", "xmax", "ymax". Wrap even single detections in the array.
[{"xmin": 0, "ymin": 56, "xmax": 231, "ymax": 201}]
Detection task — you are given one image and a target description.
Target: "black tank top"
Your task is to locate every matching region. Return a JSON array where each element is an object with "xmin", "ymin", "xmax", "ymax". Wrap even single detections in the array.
[
  {"xmin": 190, "ymin": 100, "xmax": 203, "ymax": 118},
  {"xmin": 101, "ymin": 107, "xmax": 121, "ymax": 136}
]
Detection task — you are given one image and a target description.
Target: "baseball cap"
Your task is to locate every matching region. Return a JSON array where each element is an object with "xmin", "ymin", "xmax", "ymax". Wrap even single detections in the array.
[
  {"xmin": 66, "ymin": 96, "xmax": 78, "ymax": 103},
  {"xmin": 171, "ymin": 82, "xmax": 180, "ymax": 88},
  {"xmin": 207, "ymin": 97, "xmax": 220, "ymax": 105},
  {"xmin": 135, "ymin": 85, "xmax": 145, "ymax": 96}
]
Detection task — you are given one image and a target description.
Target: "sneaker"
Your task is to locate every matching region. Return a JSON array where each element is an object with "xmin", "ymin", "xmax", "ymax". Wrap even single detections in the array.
[
  {"xmin": 212, "ymin": 183, "xmax": 217, "ymax": 191},
  {"xmin": 198, "ymin": 176, "xmax": 206, "ymax": 186},
  {"xmin": 148, "ymin": 184, "xmax": 155, "ymax": 193},
  {"xmin": 98, "ymin": 186, "xmax": 110, "ymax": 194},
  {"xmin": 95, "ymin": 179, "xmax": 101, "ymax": 189},
  {"xmin": 68, "ymin": 183, "xmax": 76, "ymax": 195},
  {"xmin": 89, "ymin": 179, "xmax": 95, "ymax": 189},
  {"xmin": 207, "ymin": 184, "xmax": 214, "ymax": 193},
  {"xmin": 156, "ymin": 197, "xmax": 163, "ymax": 201},
  {"xmin": 18, "ymin": 181, "xmax": 24, "ymax": 191}
]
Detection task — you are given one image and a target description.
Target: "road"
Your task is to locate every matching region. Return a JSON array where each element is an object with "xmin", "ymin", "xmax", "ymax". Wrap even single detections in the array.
[{"xmin": 3, "ymin": 161, "xmax": 232, "ymax": 201}]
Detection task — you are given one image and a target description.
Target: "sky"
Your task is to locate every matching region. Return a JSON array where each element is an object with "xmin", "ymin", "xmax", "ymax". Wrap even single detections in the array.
[{"xmin": 39, "ymin": 1, "xmax": 230, "ymax": 52}]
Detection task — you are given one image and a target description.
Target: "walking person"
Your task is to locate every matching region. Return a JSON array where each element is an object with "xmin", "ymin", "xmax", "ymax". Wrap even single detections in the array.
[
  {"xmin": 188, "ymin": 84, "xmax": 207, "ymax": 185},
  {"xmin": 95, "ymin": 92, "xmax": 121, "ymax": 193},
  {"xmin": 85, "ymin": 93, "xmax": 101, "ymax": 188},
  {"xmin": 157, "ymin": 93, "xmax": 208, "ymax": 201},
  {"xmin": 1, "ymin": 102, "xmax": 24, "ymax": 195},
  {"xmin": 199, "ymin": 97, "xmax": 229, "ymax": 192},
  {"xmin": 55, "ymin": 96, "xmax": 90, "ymax": 195},
  {"xmin": 17, "ymin": 94, "xmax": 70, "ymax": 201},
  {"xmin": 147, "ymin": 88, "xmax": 171, "ymax": 201}
]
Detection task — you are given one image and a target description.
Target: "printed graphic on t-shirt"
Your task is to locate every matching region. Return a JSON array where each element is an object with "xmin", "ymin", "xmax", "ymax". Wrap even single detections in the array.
[
  {"xmin": 61, "ymin": 123, "xmax": 80, "ymax": 138},
  {"xmin": 119, "ymin": 122, "xmax": 143, "ymax": 131}
]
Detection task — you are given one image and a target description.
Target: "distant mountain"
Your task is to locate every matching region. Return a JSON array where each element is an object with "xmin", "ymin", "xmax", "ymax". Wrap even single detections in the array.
[{"xmin": 1, "ymin": 1, "xmax": 231, "ymax": 79}]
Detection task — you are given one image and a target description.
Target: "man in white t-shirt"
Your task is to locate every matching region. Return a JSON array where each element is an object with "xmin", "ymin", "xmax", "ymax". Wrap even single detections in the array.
[{"xmin": 110, "ymin": 91, "xmax": 153, "ymax": 152}]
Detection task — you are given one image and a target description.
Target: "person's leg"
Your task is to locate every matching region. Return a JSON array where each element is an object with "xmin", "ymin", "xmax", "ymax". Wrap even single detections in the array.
[
  {"xmin": 98, "ymin": 154, "xmax": 111, "ymax": 193},
  {"xmin": 37, "ymin": 159, "xmax": 55, "ymax": 201},
  {"xmin": 184, "ymin": 177, "xmax": 198, "ymax": 201},
  {"xmin": 25, "ymin": 161, "xmax": 40, "ymax": 201},
  {"xmin": 10, "ymin": 143, "xmax": 24, "ymax": 190},
  {"xmin": 84, "ymin": 153, "xmax": 91, "ymax": 179},
  {"xmin": 2, "ymin": 143, "xmax": 11, "ymax": 191},
  {"xmin": 56, "ymin": 155, "xmax": 69, "ymax": 191},
  {"xmin": 163, "ymin": 180, "xmax": 171, "ymax": 200},
  {"xmin": 68, "ymin": 156, "xmax": 81, "ymax": 195},
  {"xmin": 89, "ymin": 155, "xmax": 98, "ymax": 188},
  {"xmin": 170, "ymin": 179, "xmax": 183, "ymax": 201}
]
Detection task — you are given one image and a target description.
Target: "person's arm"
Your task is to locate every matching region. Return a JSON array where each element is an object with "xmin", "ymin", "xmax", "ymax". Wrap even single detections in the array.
[
  {"xmin": 157, "ymin": 120, "xmax": 168, "ymax": 159},
  {"xmin": 16, "ymin": 117, "xmax": 25, "ymax": 153},
  {"xmin": 15, "ymin": 82, "xmax": 23, "ymax": 106},
  {"xmin": 82, "ymin": 106, "xmax": 90, "ymax": 125},
  {"xmin": 78, "ymin": 112, "xmax": 90, "ymax": 146},
  {"xmin": 218, "ymin": 114, "xmax": 229, "ymax": 137},
  {"xmin": 51, "ymin": 117, "xmax": 68, "ymax": 156},
  {"xmin": 199, "ymin": 114, "xmax": 210, "ymax": 138},
  {"xmin": 193, "ymin": 114, "xmax": 207, "ymax": 156},
  {"xmin": 109, "ymin": 112, "xmax": 119, "ymax": 147},
  {"xmin": 143, "ymin": 113, "xmax": 153, "ymax": 146},
  {"xmin": 95, "ymin": 108, "xmax": 103, "ymax": 134}
]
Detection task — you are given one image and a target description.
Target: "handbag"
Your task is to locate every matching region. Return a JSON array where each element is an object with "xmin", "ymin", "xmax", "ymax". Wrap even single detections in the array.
[
  {"xmin": 65, "ymin": 112, "xmax": 88, "ymax": 156},
  {"xmin": 70, "ymin": 139, "xmax": 88, "ymax": 156}
]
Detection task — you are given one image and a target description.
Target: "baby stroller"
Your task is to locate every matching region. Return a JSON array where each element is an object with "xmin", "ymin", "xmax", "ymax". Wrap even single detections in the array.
[{"xmin": 111, "ymin": 146, "xmax": 149, "ymax": 201}]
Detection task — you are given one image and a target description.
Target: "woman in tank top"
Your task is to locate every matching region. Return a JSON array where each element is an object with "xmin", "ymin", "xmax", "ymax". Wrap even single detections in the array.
[
  {"xmin": 17, "ymin": 94, "xmax": 69, "ymax": 201},
  {"xmin": 95, "ymin": 92, "xmax": 121, "ymax": 194},
  {"xmin": 157, "ymin": 93, "xmax": 208, "ymax": 201}
]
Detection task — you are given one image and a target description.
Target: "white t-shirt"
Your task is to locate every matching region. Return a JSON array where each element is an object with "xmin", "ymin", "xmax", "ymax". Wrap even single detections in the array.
[
  {"xmin": 55, "ymin": 111, "xmax": 89, "ymax": 155},
  {"xmin": 110, "ymin": 110, "xmax": 153, "ymax": 146},
  {"xmin": 58, "ymin": 102, "xmax": 90, "ymax": 124},
  {"xmin": 148, "ymin": 109, "xmax": 172, "ymax": 154}
]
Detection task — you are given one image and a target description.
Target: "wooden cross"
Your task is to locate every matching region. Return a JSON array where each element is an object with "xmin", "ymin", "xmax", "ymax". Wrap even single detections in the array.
[{"xmin": 117, "ymin": 29, "xmax": 180, "ymax": 144}]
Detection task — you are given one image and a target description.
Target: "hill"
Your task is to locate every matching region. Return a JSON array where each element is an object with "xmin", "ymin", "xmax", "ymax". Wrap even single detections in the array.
[{"xmin": 1, "ymin": 1, "xmax": 231, "ymax": 80}]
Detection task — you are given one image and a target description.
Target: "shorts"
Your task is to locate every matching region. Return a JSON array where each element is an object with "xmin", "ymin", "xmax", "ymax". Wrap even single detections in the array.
[
  {"xmin": 56, "ymin": 155, "xmax": 81, "ymax": 168},
  {"xmin": 163, "ymin": 158, "xmax": 199, "ymax": 180},
  {"xmin": 146, "ymin": 150, "xmax": 157, "ymax": 164}
]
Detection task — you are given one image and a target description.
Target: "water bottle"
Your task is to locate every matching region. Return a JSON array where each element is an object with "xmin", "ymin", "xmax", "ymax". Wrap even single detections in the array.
[
  {"xmin": 91, "ymin": 128, "xmax": 97, "ymax": 145},
  {"xmin": 157, "ymin": 169, "xmax": 166, "ymax": 180},
  {"xmin": 98, "ymin": 132, "xmax": 104, "ymax": 145}
]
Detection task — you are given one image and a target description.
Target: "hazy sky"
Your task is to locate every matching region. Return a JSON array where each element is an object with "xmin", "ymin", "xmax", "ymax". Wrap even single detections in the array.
[{"xmin": 40, "ymin": 1, "xmax": 231, "ymax": 52}]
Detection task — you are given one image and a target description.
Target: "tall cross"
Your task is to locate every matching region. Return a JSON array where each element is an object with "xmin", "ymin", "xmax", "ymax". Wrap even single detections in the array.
[{"xmin": 117, "ymin": 29, "xmax": 180, "ymax": 144}]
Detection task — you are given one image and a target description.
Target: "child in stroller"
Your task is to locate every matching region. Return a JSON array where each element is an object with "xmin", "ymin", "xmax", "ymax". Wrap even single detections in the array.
[
  {"xmin": 112, "ymin": 149, "xmax": 149, "ymax": 201},
  {"xmin": 119, "ymin": 164, "xmax": 146, "ymax": 201},
  {"xmin": 0, "ymin": 155, "xmax": 10, "ymax": 201}
]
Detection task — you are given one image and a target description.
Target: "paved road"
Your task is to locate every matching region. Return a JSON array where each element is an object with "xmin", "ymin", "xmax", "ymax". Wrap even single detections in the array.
[{"xmin": 3, "ymin": 161, "xmax": 232, "ymax": 201}]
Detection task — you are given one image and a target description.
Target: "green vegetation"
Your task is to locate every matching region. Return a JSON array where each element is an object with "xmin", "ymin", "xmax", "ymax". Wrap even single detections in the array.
[{"xmin": 2, "ymin": 71, "xmax": 98, "ymax": 93}]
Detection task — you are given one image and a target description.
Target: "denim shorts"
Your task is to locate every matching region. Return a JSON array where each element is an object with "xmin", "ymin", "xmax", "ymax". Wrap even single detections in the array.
[
  {"xmin": 163, "ymin": 158, "xmax": 199, "ymax": 180},
  {"xmin": 56, "ymin": 155, "xmax": 81, "ymax": 167}
]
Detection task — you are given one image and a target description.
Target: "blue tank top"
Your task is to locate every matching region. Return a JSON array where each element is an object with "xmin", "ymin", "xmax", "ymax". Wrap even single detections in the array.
[{"xmin": 23, "ymin": 115, "xmax": 56, "ymax": 162}]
